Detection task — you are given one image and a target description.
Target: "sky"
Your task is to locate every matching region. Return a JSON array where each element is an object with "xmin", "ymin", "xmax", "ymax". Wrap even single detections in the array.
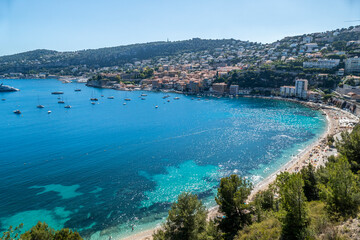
[{"xmin": 0, "ymin": 0, "xmax": 360, "ymax": 56}]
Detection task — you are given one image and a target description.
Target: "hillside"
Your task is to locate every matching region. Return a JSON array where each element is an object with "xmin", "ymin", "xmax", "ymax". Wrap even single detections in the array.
[{"xmin": 0, "ymin": 38, "xmax": 250, "ymax": 74}]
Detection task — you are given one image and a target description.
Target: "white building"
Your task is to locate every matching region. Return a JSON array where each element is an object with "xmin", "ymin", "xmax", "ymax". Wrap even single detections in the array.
[
  {"xmin": 305, "ymin": 43, "xmax": 318, "ymax": 52},
  {"xmin": 303, "ymin": 36, "xmax": 313, "ymax": 43},
  {"xmin": 345, "ymin": 57, "xmax": 360, "ymax": 73},
  {"xmin": 303, "ymin": 59, "xmax": 340, "ymax": 69},
  {"xmin": 280, "ymin": 86, "xmax": 296, "ymax": 97},
  {"xmin": 295, "ymin": 79, "xmax": 308, "ymax": 99},
  {"xmin": 229, "ymin": 85, "xmax": 239, "ymax": 95}
]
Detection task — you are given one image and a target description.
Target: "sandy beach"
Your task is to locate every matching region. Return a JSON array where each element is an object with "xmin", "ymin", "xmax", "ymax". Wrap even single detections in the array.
[{"xmin": 120, "ymin": 101, "xmax": 359, "ymax": 240}]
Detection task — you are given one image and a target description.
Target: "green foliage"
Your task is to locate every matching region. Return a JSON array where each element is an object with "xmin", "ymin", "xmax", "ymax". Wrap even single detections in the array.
[
  {"xmin": 139, "ymin": 67, "xmax": 154, "ymax": 79},
  {"xmin": 20, "ymin": 222, "xmax": 82, "ymax": 240},
  {"xmin": 337, "ymin": 125, "xmax": 360, "ymax": 173},
  {"xmin": 199, "ymin": 220, "xmax": 224, "ymax": 240},
  {"xmin": 300, "ymin": 164, "xmax": 320, "ymax": 201},
  {"xmin": 253, "ymin": 189, "xmax": 276, "ymax": 222},
  {"xmin": 307, "ymin": 201, "xmax": 330, "ymax": 238},
  {"xmin": 332, "ymin": 41, "xmax": 347, "ymax": 51},
  {"xmin": 276, "ymin": 173, "xmax": 310, "ymax": 239},
  {"xmin": 54, "ymin": 229, "xmax": 83, "ymax": 240},
  {"xmin": 235, "ymin": 214, "xmax": 281, "ymax": 240},
  {"xmin": 215, "ymin": 175, "xmax": 253, "ymax": 239},
  {"xmin": 319, "ymin": 157, "xmax": 360, "ymax": 218},
  {"xmin": 21, "ymin": 222, "xmax": 55, "ymax": 240},
  {"xmin": 153, "ymin": 192, "xmax": 207, "ymax": 240},
  {"xmin": 0, "ymin": 224, "xmax": 23, "ymax": 240}
]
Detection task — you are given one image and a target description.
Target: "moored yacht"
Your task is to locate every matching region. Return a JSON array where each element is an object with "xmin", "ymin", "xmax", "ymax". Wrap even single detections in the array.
[
  {"xmin": 51, "ymin": 91, "xmax": 64, "ymax": 95},
  {"xmin": 0, "ymin": 83, "xmax": 19, "ymax": 92}
]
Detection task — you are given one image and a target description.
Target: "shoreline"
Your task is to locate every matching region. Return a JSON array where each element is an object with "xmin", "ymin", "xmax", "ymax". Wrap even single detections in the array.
[{"xmin": 120, "ymin": 100, "xmax": 358, "ymax": 240}]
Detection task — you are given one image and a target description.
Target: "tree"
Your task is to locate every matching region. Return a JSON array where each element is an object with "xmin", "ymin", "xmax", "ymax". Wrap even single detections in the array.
[
  {"xmin": 300, "ymin": 164, "xmax": 319, "ymax": 201},
  {"xmin": 20, "ymin": 222, "xmax": 82, "ymax": 240},
  {"xmin": 0, "ymin": 224, "xmax": 23, "ymax": 240},
  {"xmin": 21, "ymin": 222, "xmax": 55, "ymax": 240},
  {"xmin": 337, "ymin": 125, "xmax": 360, "ymax": 173},
  {"xmin": 253, "ymin": 188, "xmax": 276, "ymax": 222},
  {"xmin": 215, "ymin": 175, "xmax": 253, "ymax": 239},
  {"xmin": 276, "ymin": 173, "xmax": 310, "ymax": 239},
  {"xmin": 319, "ymin": 157, "xmax": 360, "ymax": 218},
  {"xmin": 54, "ymin": 229, "xmax": 82, "ymax": 240},
  {"xmin": 153, "ymin": 192, "xmax": 207, "ymax": 240}
]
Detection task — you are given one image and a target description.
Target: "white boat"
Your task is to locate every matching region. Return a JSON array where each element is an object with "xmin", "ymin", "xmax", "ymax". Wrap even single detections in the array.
[
  {"xmin": 155, "ymin": 105, "xmax": 158, "ymax": 108},
  {"xmin": 48, "ymin": 110, "xmax": 52, "ymax": 114},
  {"xmin": 64, "ymin": 105, "xmax": 71, "ymax": 108},
  {"xmin": 107, "ymin": 96, "xmax": 114, "ymax": 99},
  {"xmin": 123, "ymin": 102, "xmax": 126, "ymax": 105},
  {"xmin": 174, "ymin": 97, "xmax": 180, "ymax": 100},
  {"xmin": 13, "ymin": 110, "xmax": 21, "ymax": 114},
  {"xmin": 37, "ymin": 105, "xmax": 45, "ymax": 108},
  {"xmin": 0, "ymin": 83, "xmax": 19, "ymax": 92}
]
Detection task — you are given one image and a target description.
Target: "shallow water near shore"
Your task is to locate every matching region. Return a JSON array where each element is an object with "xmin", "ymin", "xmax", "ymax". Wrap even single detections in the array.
[{"xmin": 0, "ymin": 79, "xmax": 326, "ymax": 239}]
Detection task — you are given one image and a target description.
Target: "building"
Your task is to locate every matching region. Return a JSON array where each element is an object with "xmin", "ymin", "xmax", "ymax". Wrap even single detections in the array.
[
  {"xmin": 303, "ymin": 59, "xmax": 340, "ymax": 69},
  {"xmin": 345, "ymin": 57, "xmax": 360, "ymax": 73},
  {"xmin": 303, "ymin": 36, "xmax": 313, "ymax": 43},
  {"xmin": 295, "ymin": 79, "xmax": 308, "ymax": 99},
  {"xmin": 212, "ymin": 83, "xmax": 227, "ymax": 95},
  {"xmin": 280, "ymin": 86, "xmax": 296, "ymax": 97},
  {"xmin": 307, "ymin": 91, "xmax": 321, "ymax": 102},
  {"xmin": 229, "ymin": 85, "xmax": 239, "ymax": 95}
]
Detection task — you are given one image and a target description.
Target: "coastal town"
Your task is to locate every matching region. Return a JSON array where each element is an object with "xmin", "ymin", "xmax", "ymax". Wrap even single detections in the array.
[{"xmin": 2, "ymin": 25, "xmax": 360, "ymax": 117}]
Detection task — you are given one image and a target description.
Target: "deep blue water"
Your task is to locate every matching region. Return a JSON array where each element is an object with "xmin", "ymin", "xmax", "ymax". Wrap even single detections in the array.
[{"xmin": 0, "ymin": 79, "xmax": 326, "ymax": 239}]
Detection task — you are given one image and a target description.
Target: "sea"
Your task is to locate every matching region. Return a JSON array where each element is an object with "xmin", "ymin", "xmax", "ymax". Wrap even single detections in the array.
[{"xmin": 0, "ymin": 79, "xmax": 326, "ymax": 239}]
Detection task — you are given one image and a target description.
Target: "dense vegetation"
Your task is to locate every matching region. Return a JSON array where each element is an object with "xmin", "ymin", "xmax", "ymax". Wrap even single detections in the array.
[
  {"xmin": 154, "ymin": 124, "xmax": 360, "ymax": 240},
  {"xmin": 0, "ymin": 38, "xmax": 246, "ymax": 74},
  {"xmin": 1, "ymin": 222, "xmax": 82, "ymax": 240}
]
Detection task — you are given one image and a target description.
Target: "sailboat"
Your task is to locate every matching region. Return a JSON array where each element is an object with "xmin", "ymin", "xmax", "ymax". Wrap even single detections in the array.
[{"xmin": 37, "ymin": 96, "xmax": 44, "ymax": 108}]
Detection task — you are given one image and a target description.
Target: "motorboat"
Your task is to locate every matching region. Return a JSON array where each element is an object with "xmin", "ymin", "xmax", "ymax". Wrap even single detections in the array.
[
  {"xmin": 37, "ymin": 105, "xmax": 45, "ymax": 108},
  {"xmin": 0, "ymin": 83, "xmax": 19, "ymax": 92},
  {"xmin": 51, "ymin": 91, "xmax": 64, "ymax": 95},
  {"xmin": 13, "ymin": 110, "xmax": 21, "ymax": 114}
]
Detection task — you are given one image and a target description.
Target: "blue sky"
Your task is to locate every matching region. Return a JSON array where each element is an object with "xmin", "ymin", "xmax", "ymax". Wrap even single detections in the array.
[{"xmin": 0, "ymin": 0, "xmax": 360, "ymax": 56}]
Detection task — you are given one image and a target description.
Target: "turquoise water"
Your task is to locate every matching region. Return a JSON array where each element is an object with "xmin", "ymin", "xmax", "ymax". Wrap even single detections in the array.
[{"xmin": 0, "ymin": 79, "xmax": 326, "ymax": 239}]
